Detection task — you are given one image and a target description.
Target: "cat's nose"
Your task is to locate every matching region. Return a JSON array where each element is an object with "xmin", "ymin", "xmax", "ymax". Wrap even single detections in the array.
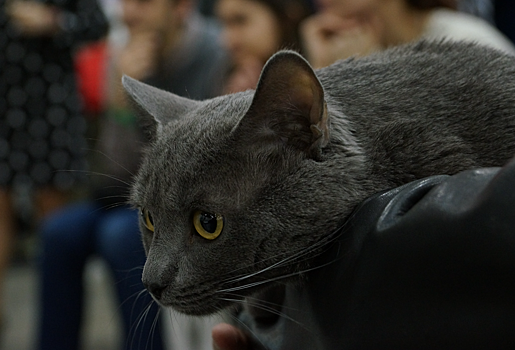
[{"xmin": 145, "ymin": 282, "xmax": 167, "ymax": 301}]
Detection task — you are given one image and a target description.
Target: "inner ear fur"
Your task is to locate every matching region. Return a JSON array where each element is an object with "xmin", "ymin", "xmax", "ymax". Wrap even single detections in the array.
[{"xmin": 239, "ymin": 50, "xmax": 329, "ymax": 159}]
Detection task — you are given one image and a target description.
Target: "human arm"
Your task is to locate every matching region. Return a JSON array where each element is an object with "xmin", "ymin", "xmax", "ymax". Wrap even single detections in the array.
[
  {"xmin": 300, "ymin": 12, "xmax": 382, "ymax": 69},
  {"xmin": 109, "ymin": 30, "xmax": 161, "ymax": 108},
  {"xmin": 212, "ymin": 323, "xmax": 255, "ymax": 350},
  {"xmin": 222, "ymin": 57, "xmax": 263, "ymax": 94}
]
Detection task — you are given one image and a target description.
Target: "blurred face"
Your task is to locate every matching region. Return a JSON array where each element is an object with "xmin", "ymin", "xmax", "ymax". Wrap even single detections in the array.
[
  {"xmin": 121, "ymin": 0, "xmax": 176, "ymax": 34},
  {"xmin": 216, "ymin": 0, "xmax": 283, "ymax": 65}
]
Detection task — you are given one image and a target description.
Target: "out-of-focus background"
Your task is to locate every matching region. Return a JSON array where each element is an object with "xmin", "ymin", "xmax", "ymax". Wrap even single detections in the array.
[
  {"xmin": 3, "ymin": 256, "xmax": 124, "ymax": 349},
  {"xmin": 2, "ymin": 251, "xmax": 221, "ymax": 349},
  {"xmin": 0, "ymin": 0, "xmax": 514, "ymax": 349}
]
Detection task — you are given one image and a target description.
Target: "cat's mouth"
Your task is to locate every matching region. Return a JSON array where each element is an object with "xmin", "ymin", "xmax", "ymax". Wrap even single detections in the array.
[
  {"xmin": 153, "ymin": 284, "xmax": 242, "ymax": 316},
  {"xmin": 153, "ymin": 281, "xmax": 287, "ymax": 318}
]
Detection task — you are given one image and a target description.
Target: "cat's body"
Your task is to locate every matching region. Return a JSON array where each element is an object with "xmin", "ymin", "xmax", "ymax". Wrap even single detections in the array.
[{"xmin": 124, "ymin": 40, "xmax": 515, "ymax": 316}]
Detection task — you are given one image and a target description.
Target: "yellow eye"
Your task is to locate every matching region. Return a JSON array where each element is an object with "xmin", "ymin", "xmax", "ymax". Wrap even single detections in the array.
[
  {"xmin": 193, "ymin": 210, "xmax": 224, "ymax": 240},
  {"xmin": 141, "ymin": 208, "xmax": 155, "ymax": 232}
]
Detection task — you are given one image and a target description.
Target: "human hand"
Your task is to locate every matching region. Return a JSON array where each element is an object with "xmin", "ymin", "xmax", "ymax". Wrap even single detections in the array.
[
  {"xmin": 6, "ymin": 0, "xmax": 60, "ymax": 37},
  {"xmin": 213, "ymin": 322, "xmax": 270, "ymax": 350},
  {"xmin": 110, "ymin": 30, "xmax": 161, "ymax": 107},
  {"xmin": 301, "ymin": 12, "xmax": 382, "ymax": 69},
  {"xmin": 212, "ymin": 323, "xmax": 253, "ymax": 350},
  {"xmin": 223, "ymin": 57, "xmax": 263, "ymax": 94},
  {"xmin": 116, "ymin": 30, "xmax": 161, "ymax": 81}
]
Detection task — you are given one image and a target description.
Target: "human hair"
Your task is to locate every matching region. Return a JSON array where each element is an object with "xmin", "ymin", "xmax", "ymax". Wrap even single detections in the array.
[
  {"xmin": 406, "ymin": 0, "xmax": 458, "ymax": 10},
  {"xmin": 251, "ymin": 0, "xmax": 315, "ymax": 53}
]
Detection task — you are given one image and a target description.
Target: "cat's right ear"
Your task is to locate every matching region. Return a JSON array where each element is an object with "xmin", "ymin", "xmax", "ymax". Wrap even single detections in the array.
[
  {"xmin": 234, "ymin": 50, "xmax": 329, "ymax": 160},
  {"xmin": 122, "ymin": 75, "xmax": 199, "ymax": 138}
]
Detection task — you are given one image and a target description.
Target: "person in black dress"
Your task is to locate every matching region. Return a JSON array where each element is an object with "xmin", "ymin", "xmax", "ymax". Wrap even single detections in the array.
[{"xmin": 0, "ymin": 0, "xmax": 108, "ymax": 315}]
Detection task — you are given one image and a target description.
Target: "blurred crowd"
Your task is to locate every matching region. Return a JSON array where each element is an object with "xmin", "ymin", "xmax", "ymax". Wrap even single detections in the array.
[{"xmin": 0, "ymin": 0, "xmax": 514, "ymax": 349}]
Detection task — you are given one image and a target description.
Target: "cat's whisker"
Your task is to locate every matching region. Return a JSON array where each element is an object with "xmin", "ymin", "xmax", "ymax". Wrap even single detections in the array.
[
  {"xmin": 96, "ymin": 185, "xmax": 132, "ymax": 193},
  {"xmin": 146, "ymin": 306, "xmax": 161, "ymax": 350},
  {"xmin": 221, "ymin": 225, "xmax": 343, "ymax": 286},
  {"xmin": 117, "ymin": 288, "xmax": 154, "ymax": 350},
  {"xmin": 56, "ymin": 169, "xmax": 133, "ymax": 186},
  {"xmin": 128, "ymin": 305, "xmax": 146, "ymax": 349},
  {"xmin": 224, "ymin": 292, "xmax": 301, "ymax": 313},
  {"xmin": 99, "ymin": 201, "xmax": 132, "ymax": 211},
  {"xmin": 220, "ymin": 241, "xmax": 322, "ymax": 283},
  {"xmin": 129, "ymin": 299, "xmax": 155, "ymax": 350},
  {"xmin": 125, "ymin": 266, "xmax": 145, "ymax": 273},
  {"xmin": 132, "ymin": 290, "xmax": 154, "ymax": 320},
  {"xmin": 217, "ymin": 257, "xmax": 340, "ymax": 294},
  {"xmin": 112, "ymin": 287, "xmax": 150, "ymax": 340},
  {"xmin": 88, "ymin": 148, "xmax": 136, "ymax": 177},
  {"xmin": 225, "ymin": 311, "xmax": 269, "ymax": 350},
  {"xmin": 119, "ymin": 288, "xmax": 148, "ymax": 309},
  {"xmin": 219, "ymin": 297, "xmax": 310, "ymax": 332},
  {"xmin": 138, "ymin": 303, "xmax": 155, "ymax": 350}
]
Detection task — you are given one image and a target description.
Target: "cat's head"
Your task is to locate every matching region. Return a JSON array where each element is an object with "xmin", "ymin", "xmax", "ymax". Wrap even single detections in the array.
[{"xmin": 124, "ymin": 51, "xmax": 357, "ymax": 315}]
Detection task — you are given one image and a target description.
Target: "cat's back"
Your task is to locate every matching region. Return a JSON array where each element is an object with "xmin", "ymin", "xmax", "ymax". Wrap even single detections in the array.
[
  {"xmin": 319, "ymin": 40, "xmax": 515, "ymax": 122},
  {"xmin": 318, "ymin": 40, "xmax": 515, "ymax": 182}
]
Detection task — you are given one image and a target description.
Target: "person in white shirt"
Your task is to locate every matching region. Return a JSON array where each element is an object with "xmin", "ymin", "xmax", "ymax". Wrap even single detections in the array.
[{"xmin": 300, "ymin": 0, "xmax": 514, "ymax": 69}]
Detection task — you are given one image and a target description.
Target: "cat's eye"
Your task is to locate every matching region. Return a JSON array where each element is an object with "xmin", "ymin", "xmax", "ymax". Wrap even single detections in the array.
[
  {"xmin": 193, "ymin": 210, "xmax": 224, "ymax": 240},
  {"xmin": 141, "ymin": 208, "xmax": 155, "ymax": 232}
]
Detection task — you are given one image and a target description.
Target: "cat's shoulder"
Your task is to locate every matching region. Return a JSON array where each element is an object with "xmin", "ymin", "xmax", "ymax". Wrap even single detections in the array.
[
  {"xmin": 321, "ymin": 40, "xmax": 514, "ymax": 72},
  {"xmin": 316, "ymin": 40, "xmax": 515, "ymax": 89}
]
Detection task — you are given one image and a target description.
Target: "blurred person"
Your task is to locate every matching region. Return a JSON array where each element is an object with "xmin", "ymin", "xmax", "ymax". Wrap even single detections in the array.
[
  {"xmin": 301, "ymin": 0, "xmax": 514, "ymax": 69},
  {"xmin": 37, "ymin": 0, "xmax": 226, "ymax": 349},
  {"xmin": 215, "ymin": 0, "xmax": 314, "ymax": 93},
  {"xmin": 0, "ymin": 0, "xmax": 108, "ymax": 322}
]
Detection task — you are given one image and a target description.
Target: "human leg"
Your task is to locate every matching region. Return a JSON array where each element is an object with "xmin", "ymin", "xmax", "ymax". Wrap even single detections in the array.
[
  {"xmin": 37, "ymin": 201, "xmax": 99, "ymax": 350},
  {"xmin": 96, "ymin": 206, "xmax": 164, "ymax": 350}
]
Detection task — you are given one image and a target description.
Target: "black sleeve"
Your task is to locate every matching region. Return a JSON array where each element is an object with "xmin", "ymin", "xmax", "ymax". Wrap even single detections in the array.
[
  {"xmin": 494, "ymin": 0, "xmax": 515, "ymax": 44},
  {"xmin": 239, "ymin": 155, "xmax": 515, "ymax": 350}
]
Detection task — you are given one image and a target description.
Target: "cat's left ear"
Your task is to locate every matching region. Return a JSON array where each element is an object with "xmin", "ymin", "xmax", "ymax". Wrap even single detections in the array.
[
  {"xmin": 122, "ymin": 75, "xmax": 199, "ymax": 138},
  {"xmin": 237, "ymin": 50, "xmax": 329, "ymax": 159}
]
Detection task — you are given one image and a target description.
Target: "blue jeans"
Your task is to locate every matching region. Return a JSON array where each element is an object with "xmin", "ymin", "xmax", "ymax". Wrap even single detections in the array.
[{"xmin": 37, "ymin": 201, "xmax": 164, "ymax": 350}]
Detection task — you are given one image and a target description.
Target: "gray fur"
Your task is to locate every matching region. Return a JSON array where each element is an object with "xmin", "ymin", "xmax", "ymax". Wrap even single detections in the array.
[{"xmin": 125, "ymin": 40, "xmax": 515, "ymax": 316}]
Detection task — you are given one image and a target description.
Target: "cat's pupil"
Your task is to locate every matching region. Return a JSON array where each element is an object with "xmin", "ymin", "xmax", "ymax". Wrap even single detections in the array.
[{"xmin": 200, "ymin": 213, "xmax": 217, "ymax": 233}]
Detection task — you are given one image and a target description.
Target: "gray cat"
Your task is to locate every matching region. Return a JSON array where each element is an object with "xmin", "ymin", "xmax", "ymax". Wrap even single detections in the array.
[{"xmin": 123, "ymin": 40, "xmax": 515, "ymax": 316}]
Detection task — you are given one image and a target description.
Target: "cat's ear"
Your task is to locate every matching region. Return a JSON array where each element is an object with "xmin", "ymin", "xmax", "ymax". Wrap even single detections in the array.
[
  {"xmin": 237, "ymin": 50, "xmax": 329, "ymax": 159},
  {"xmin": 122, "ymin": 75, "xmax": 199, "ymax": 137}
]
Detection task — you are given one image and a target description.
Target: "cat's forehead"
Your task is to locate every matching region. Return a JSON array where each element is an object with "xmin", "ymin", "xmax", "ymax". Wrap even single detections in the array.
[
  {"xmin": 161, "ymin": 91, "xmax": 254, "ymax": 142},
  {"xmin": 134, "ymin": 91, "xmax": 257, "ymax": 206}
]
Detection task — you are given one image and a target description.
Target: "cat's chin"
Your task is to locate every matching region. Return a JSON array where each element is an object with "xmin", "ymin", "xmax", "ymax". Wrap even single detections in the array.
[
  {"xmin": 157, "ymin": 294, "xmax": 241, "ymax": 317},
  {"xmin": 159, "ymin": 284, "xmax": 287, "ymax": 321}
]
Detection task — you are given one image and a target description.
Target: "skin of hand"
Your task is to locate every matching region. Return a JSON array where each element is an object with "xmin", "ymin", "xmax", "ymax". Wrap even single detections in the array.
[
  {"xmin": 116, "ymin": 30, "xmax": 160, "ymax": 80},
  {"xmin": 212, "ymin": 323, "xmax": 252, "ymax": 350},
  {"xmin": 301, "ymin": 12, "xmax": 383, "ymax": 69},
  {"xmin": 6, "ymin": 0, "xmax": 60, "ymax": 37},
  {"xmin": 116, "ymin": 30, "xmax": 161, "ymax": 81},
  {"xmin": 223, "ymin": 56, "xmax": 263, "ymax": 94},
  {"xmin": 111, "ymin": 29, "xmax": 161, "ymax": 107}
]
